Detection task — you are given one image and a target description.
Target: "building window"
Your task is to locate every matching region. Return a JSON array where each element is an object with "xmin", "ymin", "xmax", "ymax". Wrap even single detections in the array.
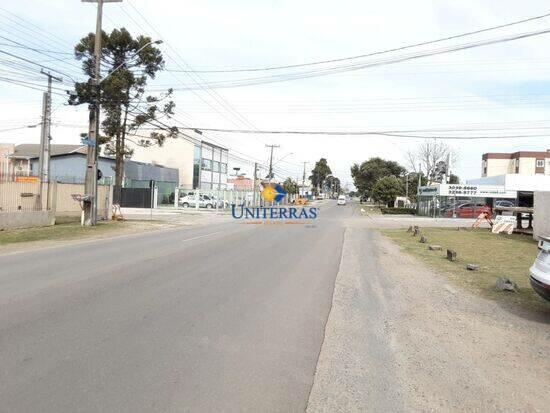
[
  {"xmin": 221, "ymin": 163, "xmax": 227, "ymax": 174},
  {"xmin": 201, "ymin": 159, "xmax": 212, "ymax": 171},
  {"xmin": 213, "ymin": 161, "xmax": 220, "ymax": 173},
  {"xmin": 193, "ymin": 145, "xmax": 201, "ymax": 189},
  {"xmin": 536, "ymin": 159, "xmax": 544, "ymax": 168}
]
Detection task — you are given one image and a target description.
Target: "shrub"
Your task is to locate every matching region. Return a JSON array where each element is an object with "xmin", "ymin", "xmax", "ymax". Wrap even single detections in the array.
[{"xmin": 380, "ymin": 207, "xmax": 417, "ymax": 215}]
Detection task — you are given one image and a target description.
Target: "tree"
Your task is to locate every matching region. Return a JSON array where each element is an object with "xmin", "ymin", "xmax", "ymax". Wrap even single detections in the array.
[
  {"xmin": 449, "ymin": 173, "xmax": 460, "ymax": 184},
  {"xmin": 283, "ymin": 177, "xmax": 299, "ymax": 195},
  {"xmin": 405, "ymin": 139, "xmax": 457, "ymax": 184},
  {"xmin": 309, "ymin": 158, "xmax": 332, "ymax": 195},
  {"xmin": 400, "ymin": 172, "xmax": 428, "ymax": 202},
  {"xmin": 350, "ymin": 157, "xmax": 406, "ymax": 198},
  {"xmin": 325, "ymin": 175, "xmax": 341, "ymax": 196},
  {"xmin": 69, "ymin": 28, "xmax": 178, "ymax": 201},
  {"xmin": 371, "ymin": 176, "xmax": 404, "ymax": 207}
]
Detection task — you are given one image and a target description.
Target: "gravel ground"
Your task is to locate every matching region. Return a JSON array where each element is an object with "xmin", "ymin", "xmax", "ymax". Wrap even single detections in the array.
[{"xmin": 307, "ymin": 227, "xmax": 550, "ymax": 412}]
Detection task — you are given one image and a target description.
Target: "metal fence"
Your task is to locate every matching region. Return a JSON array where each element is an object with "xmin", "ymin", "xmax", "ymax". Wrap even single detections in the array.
[
  {"xmin": 171, "ymin": 187, "xmax": 295, "ymax": 211},
  {"xmin": 0, "ymin": 180, "xmax": 54, "ymax": 212}
]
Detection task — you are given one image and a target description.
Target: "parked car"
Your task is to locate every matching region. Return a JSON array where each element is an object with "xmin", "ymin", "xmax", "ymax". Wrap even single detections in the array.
[
  {"xmin": 337, "ymin": 195, "xmax": 346, "ymax": 205},
  {"xmin": 179, "ymin": 194, "xmax": 216, "ymax": 208},
  {"xmin": 530, "ymin": 236, "xmax": 550, "ymax": 302},
  {"xmin": 495, "ymin": 200, "xmax": 515, "ymax": 208},
  {"xmin": 443, "ymin": 203, "xmax": 491, "ymax": 218}
]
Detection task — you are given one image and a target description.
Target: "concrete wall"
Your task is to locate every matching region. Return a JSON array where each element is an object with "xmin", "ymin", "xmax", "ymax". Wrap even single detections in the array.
[
  {"xmin": 55, "ymin": 183, "xmax": 112, "ymax": 218},
  {"xmin": 486, "ymin": 158, "xmax": 513, "ymax": 177},
  {"xmin": 0, "ymin": 210, "xmax": 55, "ymax": 230},
  {"xmin": 0, "ymin": 182, "xmax": 113, "ymax": 229},
  {"xmin": 534, "ymin": 191, "xmax": 550, "ymax": 240},
  {"xmin": 518, "ymin": 157, "xmax": 537, "ymax": 175},
  {"xmin": 0, "ymin": 181, "xmax": 48, "ymax": 212}
]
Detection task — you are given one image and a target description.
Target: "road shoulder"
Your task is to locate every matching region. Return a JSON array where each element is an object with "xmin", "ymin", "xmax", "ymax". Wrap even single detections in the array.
[{"xmin": 307, "ymin": 227, "xmax": 550, "ymax": 412}]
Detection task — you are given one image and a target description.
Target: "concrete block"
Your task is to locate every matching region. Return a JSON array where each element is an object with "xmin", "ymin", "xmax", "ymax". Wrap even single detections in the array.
[
  {"xmin": 495, "ymin": 277, "xmax": 518, "ymax": 292},
  {"xmin": 447, "ymin": 249, "xmax": 457, "ymax": 261},
  {"xmin": 428, "ymin": 245, "xmax": 442, "ymax": 251}
]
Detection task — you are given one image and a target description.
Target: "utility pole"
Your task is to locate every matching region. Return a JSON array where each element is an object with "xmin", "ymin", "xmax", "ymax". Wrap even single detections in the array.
[
  {"xmin": 301, "ymin": 161, "xmax": 307, "ymax": 197},
  {"xmin": 265, "ymin": 144, "xmax": 279, "ymax": 183},
  {"xmin": 405, "ymin": 173, "xmax": 409, "ymax": 200},
  {"xmin": 82, "ymin": 0, "xmax": 122, "ymax": 226},
  {"xmin": 37, "ymin": 70, "xmax": 62, "ymax": 210},
  {"xmin": 252, "ymin": 162, "xmax": 258, "ymax": 206}
]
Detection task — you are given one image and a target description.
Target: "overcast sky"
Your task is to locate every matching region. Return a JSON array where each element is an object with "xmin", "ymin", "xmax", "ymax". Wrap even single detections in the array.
[{"xmin": 2, "ymin": 0, "xmax": 550, "ymax": 187}]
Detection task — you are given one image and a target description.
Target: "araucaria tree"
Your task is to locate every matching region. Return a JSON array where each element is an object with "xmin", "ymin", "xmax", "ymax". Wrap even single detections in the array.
[{"xmin": 69, "ymin": 28, "xmax": 178, "ymax": 200}]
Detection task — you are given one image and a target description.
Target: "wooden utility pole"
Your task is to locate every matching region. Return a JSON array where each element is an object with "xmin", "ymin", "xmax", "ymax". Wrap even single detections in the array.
[
  {"xmin": 252, "ymin": 162, "xmax": 258, "ymax": 206},
  {"xmin": 265, "ymin": 144, "xmax": 279, "ymax": 182},
  {"xmin": 301, "ymin": 161, "xmax": 307, "ymax": 197},
  {"xmin": 38, "ymin": 70, "xmax": 62, "ymax": 210},
  {"xmin": 82, "ymin": 0, "xmax": 122, "ymax": 225}
]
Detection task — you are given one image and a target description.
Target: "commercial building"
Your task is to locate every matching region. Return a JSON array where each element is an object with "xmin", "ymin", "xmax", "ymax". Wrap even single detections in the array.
[
  {"xmin": 228, "ymin": 176, "xmax": 254, "ymax": 191},
  {"xmin": 128, "ymin": 130, "xmax": 229, "ymax": 190},
  {"xmin": 417, "ymin": 174, "xmax": 550, "ymax": 216},
  {"xmin": 481, "ymin": 150, "xmax": 550, "ymax": 177}
]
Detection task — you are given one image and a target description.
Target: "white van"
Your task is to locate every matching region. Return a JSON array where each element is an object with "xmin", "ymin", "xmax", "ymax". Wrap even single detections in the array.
[{"xmin": 337, "ymin": 195, "xmax": 346, "ymax": 205}]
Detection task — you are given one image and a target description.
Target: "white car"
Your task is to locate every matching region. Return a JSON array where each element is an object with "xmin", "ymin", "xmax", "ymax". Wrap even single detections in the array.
[
  {"xmin": 337, "ymin": 195, "xmax": 346, "ymax": 205},
  {"xmin": 179, "ymin": 194, "xmax": 216, "ymax": 208},
  {"xmin": 530, "ymin": 236, "xmax": 550, "ymax": 302}
]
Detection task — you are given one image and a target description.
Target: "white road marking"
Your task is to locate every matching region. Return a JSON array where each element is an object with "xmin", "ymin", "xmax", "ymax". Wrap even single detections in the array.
[{"xmin": 182, "ymin": 231, "xmax": 224, "ymax": 243}]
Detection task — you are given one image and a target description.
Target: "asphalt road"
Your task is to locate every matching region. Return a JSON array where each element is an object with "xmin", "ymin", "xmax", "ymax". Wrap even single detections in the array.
[{"xmin": 0, "ymin": 201, "xmax": 353, "ymax": 413}]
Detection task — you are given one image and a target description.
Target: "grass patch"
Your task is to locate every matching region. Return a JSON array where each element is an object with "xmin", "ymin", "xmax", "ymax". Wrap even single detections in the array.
[
  {"xmin": 0, "ymin": 221, "xmax": 127, "ymax": 246},
  {"xmin": 382, "ymin": 227, "xmax": 549, "ymax": 313}
]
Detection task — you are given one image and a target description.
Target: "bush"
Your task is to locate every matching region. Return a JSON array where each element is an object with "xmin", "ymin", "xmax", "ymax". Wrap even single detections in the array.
[{"xmin": 380, "ymin": 207, "xmax": 417, "ymax": 215}]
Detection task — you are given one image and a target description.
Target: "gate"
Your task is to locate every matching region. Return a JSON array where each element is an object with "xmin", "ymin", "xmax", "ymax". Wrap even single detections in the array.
[{"xmin": 119, "ymin": 188, "xmax": 152, "ymax": 208}]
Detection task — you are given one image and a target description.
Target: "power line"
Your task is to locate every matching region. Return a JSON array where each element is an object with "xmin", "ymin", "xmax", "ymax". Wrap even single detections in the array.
[
  {"xmin": 162, "ymin": 28, "xmax": 550, "ymax": 91},
  {"xmin": 0, "ymin": 123, "xmax": 40, "ymax": 134},
  {"xmin": 181, "ymin": 127, "xmax": 550, "ymax": 140},
  {"xmin": 164, "ymin": 11, "xmax": 550, "ymax": 73}
]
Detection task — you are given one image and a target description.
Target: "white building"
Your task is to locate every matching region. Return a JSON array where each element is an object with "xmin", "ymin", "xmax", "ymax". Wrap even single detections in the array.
[
  {"xmin": 128, "ymin": 130, "xmax": 228, "ymax": 190},
  {"xmin": 481, "ymin": 150, "xmax": 550, "ymax": 177}
]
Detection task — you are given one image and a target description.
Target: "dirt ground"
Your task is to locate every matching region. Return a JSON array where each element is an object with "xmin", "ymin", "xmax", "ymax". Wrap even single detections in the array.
[{"xmin": 308, "ymin": 227, "xmax": 550, "ymax": 412}]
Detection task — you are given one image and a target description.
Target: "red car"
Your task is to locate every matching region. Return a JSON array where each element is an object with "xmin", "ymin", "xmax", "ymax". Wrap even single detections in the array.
[{"xmin": 443, "ymin": 203, "xmax": 492, "ymax": 218}]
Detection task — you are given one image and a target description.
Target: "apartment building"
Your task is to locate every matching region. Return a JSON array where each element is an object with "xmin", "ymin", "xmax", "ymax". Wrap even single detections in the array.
[{"xmin": 481, "ymin": 150, "xmax": 550, "ymax": 177}]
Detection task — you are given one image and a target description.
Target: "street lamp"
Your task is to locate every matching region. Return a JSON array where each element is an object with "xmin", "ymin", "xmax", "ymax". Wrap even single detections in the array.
[
  {"xmin": 272, "ymin": 152, "xmax": 294, "ymax": 167},
  {"xmin": 100, "ymin": 39, "xmax": 163, "ymax": 84}
]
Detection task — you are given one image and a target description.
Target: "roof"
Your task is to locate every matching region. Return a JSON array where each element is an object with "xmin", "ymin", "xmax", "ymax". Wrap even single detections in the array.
[
  {"xmin": 12, "ymin": 144, "xmax": 87, "ymax": 159},
  {"xmin": 482, "ymin": 150, "xmax": 550, "ymax": 160}
]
